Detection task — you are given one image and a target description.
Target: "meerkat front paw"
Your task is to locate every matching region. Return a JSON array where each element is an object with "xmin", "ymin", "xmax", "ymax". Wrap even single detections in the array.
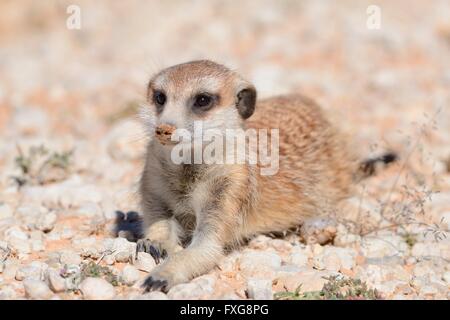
[
  {"xmin": 136, "ymin": 239, "xmax": 168, "ymax": 264},
  {"xmin": 142, "ymin": 274, "xmax": 169, "ymax": 292},
  {"xmin": 141, "ymin": 265, "xmax": 185, "ymax": 293}
]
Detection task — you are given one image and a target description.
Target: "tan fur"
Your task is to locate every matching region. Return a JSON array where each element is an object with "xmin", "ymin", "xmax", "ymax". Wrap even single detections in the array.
[{"xmin": 139, "ymin": 60, "xmax": 358, "ymax": 291}]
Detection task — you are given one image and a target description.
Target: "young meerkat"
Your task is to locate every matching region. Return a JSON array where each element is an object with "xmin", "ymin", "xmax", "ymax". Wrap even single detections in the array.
[{"xmin": 137, "ymin": 60, "xmax": 395, "ymax": 292}]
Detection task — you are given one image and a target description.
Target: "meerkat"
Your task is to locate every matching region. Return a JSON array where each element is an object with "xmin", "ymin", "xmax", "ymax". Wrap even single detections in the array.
[{"xmin": 137, "ymin": 60, "xmax": 396, "ymax": 292}]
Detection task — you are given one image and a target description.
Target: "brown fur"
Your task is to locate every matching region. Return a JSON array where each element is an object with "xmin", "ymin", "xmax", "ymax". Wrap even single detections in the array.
[{"xmin": 138, "ymin": 60, "xmax": 358, "ymax": 291}]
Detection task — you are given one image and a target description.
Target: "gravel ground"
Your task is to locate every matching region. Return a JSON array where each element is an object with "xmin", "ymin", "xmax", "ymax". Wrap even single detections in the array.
[{"xmin": 0, "ymin": 1, "xmax": 449, "ymax": 300}]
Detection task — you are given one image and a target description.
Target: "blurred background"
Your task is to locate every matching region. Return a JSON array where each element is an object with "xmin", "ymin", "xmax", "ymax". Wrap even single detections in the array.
[
  {"xmin": 0, "ymin": 0, "xmax": 450, "ymax": 300},
  {"xmin": 0, "ymin": 0, "xmax": 449, "ymax": 218}
]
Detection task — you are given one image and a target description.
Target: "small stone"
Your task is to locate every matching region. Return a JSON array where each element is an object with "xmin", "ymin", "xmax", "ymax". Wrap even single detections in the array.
[
  {"xmin": 0, "ymin": 203, "xmax": 13, "ymax": 219},
  {"xmin": 60, "ymin": 251, "xmax": 82, "ymax": 265},
  {"xmin": 29, "ymin": 230, "xmax": 44, "ymax": 240},
  {"xmin": 0, "ymin": 240, "xmax": 8, "ymax": 250},
  {"xmin": 80, "ymin": 247, "xmax": 100, "ymax": 259},
  {"xmin": 247, "ymin": 278, "xmax": 273, "ymax": 300},
  {"xmin": 442, "ymin": 271, "xmax": 450, "ymax": 284},
  {"xmin": 375, "ymin": 280, "xmax": 407, "ymax": 295},
  {"xmin": 23, "ymin": 279, "xmax": 53, "ymax": 299},
  {"xmin": 35, "ymin": 211, "xmax": 57, "ymax": 232},
  {"xmin": 134, "ymin": 252, "xmax": 156, "ymax": 272},
  {"xmin": 80, "ymin": 277, "xmax": 116, "ymax": 300},
  {"xmin": 0, "ymin": 285, "xmax": 17, "ymax": 299},
  {"xmin": 47, "ymin": 269, "xmax": 66, "ymax": 293},
  {"xmin": 167, "ymin": 275, "xmax": 216, "ymax": 300},
  {"xmin": 115, "ymin": 251, "xmax": 131, "ymax": 263},
  {"xmin": 269, "ymin": 239, "xmax": 292, "ymax": 252},
  {"xmin": 31, "ymin": 239, "xmax": 45, "ymax": 252},
  {"xmin": 334, "ymin": 233, "xmax": 362, "ymax": 247},
  {"xmin": 72, "ymin": 237, "xmax": 97, "ymax": 250},
  {"xmin": 217, "ymin": 252, "xmax": 239, "ymax": 272},
  {"xmin": 15, "ymin": 204, "xmax": 45, "ymax": 226},
  {"xmin": 410, "ymin": 276, "xmax": 430, "ymax": 291},
  {"xmin": 121, "ymin": 265, "xmax": 141, "ymax": 286},
  {"xmin": 8, "ymin": 238, "xmax": 31, "ymax": 254},
  {"xmin": 312, "ymin": 247, "xmax": 356, "ymax": 272},
  {"xmin": 421, "ymin": 285, "xmax": 439, "ymax": 296},
  {"xmin": 76, "ymin": 202, "xmax": 103, "ymax": 217},
  {"xmin": 103, "ymin": 254, "xmax": 115, "ymax": 265},
  {"xmin": 413, "ymin": 261, "xmax": 437, "ymax": 278},
  {"xmin": 361, "ymin": 237, "xmax": 402, "ymax": 259},
  {"xmin": 288, "ymin": 251, "xmax": 309, "ymax": 267},
  {"xmin": 16, "ymin": 265, "xmax": 44, "ymax": 281},
  {"xmin": 5, "ymin": 227, "xmax": 28, "ymax": 241},
  {"xmin": 395, "ymin": 283, "xmax": 415, "ymax": 296},
  {"xmin": 61, "ymin": 227, "xmax": 75, "ymax": 240},
  {"xmin": 112, "ymin": 238, "xmax": 136, "ymax": 254},
  {"xmin": 275, "ymin": 268, "xmax": 333, "ymax": 292},
  {"xmin": 239, "ymin": 250, "xmax": 281, "ymax": 277},
  {"xmin": 2, "ymin": 262, "xmax": 20, "ymax": 280},
  {"xmin": 275, "ymin": 264, "xmax": 302, "ymax": 275}
]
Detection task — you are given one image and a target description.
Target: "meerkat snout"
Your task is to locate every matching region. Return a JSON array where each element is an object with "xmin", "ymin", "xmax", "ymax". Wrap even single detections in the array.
[{"xmin": 155, "ymin": 123, "xmax": 177, "ymax": 145}]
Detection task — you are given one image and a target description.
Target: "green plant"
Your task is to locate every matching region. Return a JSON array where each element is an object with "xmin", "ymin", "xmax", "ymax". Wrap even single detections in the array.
[
  {"xmin": 402, "ymin": 232, "xmax": 418, "ymax": 249},
  {"xmin": 80, "ymin": 261, "xmax": 120, "ymax": 286},
  {"xmin": 274, "ymin": 276, "xmax": 381, "ymax": 300},
  {"xmin": 12, "ymin": 144, "xmax": 73, "ymax": 186}
]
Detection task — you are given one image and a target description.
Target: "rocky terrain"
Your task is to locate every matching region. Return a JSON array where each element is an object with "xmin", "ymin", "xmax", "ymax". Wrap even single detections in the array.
[{"xmin": 0, "ymin": 0, "xmax": 449, "ymax": 300}]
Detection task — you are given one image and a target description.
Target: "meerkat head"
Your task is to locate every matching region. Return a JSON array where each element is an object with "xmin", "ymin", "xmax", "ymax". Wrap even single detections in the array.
[{"xmin": 145, "ymin": 60, "xmax": 256, "ymax": 145}]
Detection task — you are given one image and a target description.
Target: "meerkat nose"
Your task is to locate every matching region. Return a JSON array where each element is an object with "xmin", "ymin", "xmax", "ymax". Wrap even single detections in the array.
[
  {"xmin": 155, "ymin": 123, "xmax": 178, "ymax": 145},
  {"xmin": 156, "ymin": 123, "xmax": 176, "ymax": 135}
]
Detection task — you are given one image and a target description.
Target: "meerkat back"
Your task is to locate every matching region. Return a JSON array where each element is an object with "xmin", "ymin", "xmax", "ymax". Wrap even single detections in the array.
[{"xmin": 246, "ymin": 94, "xmax": 357, "ymax": 216}]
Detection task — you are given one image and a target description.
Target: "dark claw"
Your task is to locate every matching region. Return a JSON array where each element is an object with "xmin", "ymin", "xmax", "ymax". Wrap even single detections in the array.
[
  {"xmin": 149, "ymin": 245, "xmax": 161, "ymax": 264},
  {"xmin": 135, "ymin": 239, "xmax": 165, "ymax": 264},
  {"xmin": 142, "ymin": 276, "xmax": 168, "ymax": 293}
]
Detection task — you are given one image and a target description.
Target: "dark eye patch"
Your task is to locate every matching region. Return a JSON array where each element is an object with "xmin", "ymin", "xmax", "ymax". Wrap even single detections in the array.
[
  {"xmin": 191, "ymin": 93, "xmax": 218, "ymax": 114},
  {"xmin": 152, "ymin": 90, "xmax": 167, "ymax": 113}
]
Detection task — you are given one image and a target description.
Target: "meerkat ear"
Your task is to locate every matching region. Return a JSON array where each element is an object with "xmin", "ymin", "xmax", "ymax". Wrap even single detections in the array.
[{"xmin": 236, "ymin": 84, "xmax": 257, "ymax": 119}]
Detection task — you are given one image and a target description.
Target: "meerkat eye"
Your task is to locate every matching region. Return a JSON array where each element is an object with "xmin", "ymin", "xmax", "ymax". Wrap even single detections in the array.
[
  {"xmin": 153, "ymin": 91, "xmax": 167, "ymax": 107},
  {"xmin": 193, "ymin": 94, "xmax": 212, "ymax": 109}
]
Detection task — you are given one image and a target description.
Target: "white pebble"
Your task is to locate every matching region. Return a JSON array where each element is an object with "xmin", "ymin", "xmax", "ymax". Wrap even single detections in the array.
[
  {"xmin": 121, "ymin": 265, "xmax": 141, "ymax": 286},
  {"xmin": 0, "ymin": 204, "xmax": 13, "ymax": 219},
  {"xmin": 15, "ymin": 265, "xmax": 43, "ymax": 281},
  {"xmin": 8, "ymin": 238, "xmax": 31, "ymax": 254},
  {"xmin": 247, "ymin": 278, "xmax": 273, "ymax": 300},
  {"xmin": 442, "ymin": 271, "xmax": 450, "ymax": 284},
  {"xmin": 80, "ymin": 277, "xmax": 116, "ymax": 300},
  {"xmin": 60, "ymin": 251, "xmax": 82, "ymax": 265},
  {"xmin": 23, "ymin": 279, "xmax": 53, "ymax": 299},
  {"xmin": 47, "ymin": 269, "xmax": 66, "ymax": 293},
  {"xmin": 239, "ymin": 250, "xmax": 281, "ymax": 276},
  {"xmin": 134, "ymin": 252, "xmax": 156, "ymax": 272},
  {"xmin": 36, "ymin": 211, "xmax": 57, "ymax": 232}
]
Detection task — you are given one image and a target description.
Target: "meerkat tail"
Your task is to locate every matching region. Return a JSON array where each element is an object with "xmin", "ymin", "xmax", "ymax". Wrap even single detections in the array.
[{"xmin": 357, "ymin": 151, "xmax": 398, "ymax": 179}]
